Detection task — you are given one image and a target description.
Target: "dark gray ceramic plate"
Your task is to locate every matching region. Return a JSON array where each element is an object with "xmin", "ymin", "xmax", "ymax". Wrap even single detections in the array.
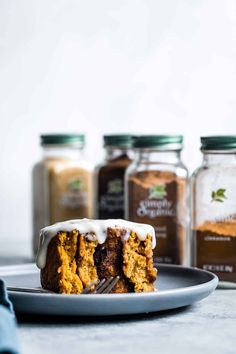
[{"xmin": 0, "ymin": 263, "xmax": 218, "ymax": 316}]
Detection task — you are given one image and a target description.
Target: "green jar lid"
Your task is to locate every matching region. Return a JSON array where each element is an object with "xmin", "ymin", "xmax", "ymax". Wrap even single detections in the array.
[
  {"xmin": 40, "ymin": 134, "xmax": 85, "ymax": 146},
  {"xmin": 133, "ymin": 135, "xmax": 183, "ymax": 149},
  {"xmin": 103, "ymin": 134, "xmax": 133, "ymax": 147},
  {"xmin": 201, "ymin": 136, "xmax": 236, "ymax": 150}
]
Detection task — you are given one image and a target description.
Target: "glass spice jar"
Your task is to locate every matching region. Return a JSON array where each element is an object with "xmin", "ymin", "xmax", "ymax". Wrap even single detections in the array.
[
  {"xmin": 126, "ymin": 135, "xmax": 188, "ymax": 265},
  {"xmin": 32, "ymin": 134, "xmax": 94, "ymax": 255},
  {"xmin": 95, "ymin": 135, "xmax": 133, "ymax": 219},
  {"xmin": 191, "ymin": 136, "xmax": 236, "ymax": 286}
]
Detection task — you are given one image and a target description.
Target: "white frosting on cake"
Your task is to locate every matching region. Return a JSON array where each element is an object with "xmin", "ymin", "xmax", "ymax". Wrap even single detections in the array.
[{"xmin": 36, "ymin": 218, "xmax": 156, "ymax": 269}]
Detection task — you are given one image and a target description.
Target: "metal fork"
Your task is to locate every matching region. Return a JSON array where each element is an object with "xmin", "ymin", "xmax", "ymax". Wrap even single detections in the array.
[
  {"xmin": 7, "ymin": 276, "xmax": 120, "ymax": 295},
  {"xmin": 82, "ymin": 276, "xmax": 120, "ymax": 294}
]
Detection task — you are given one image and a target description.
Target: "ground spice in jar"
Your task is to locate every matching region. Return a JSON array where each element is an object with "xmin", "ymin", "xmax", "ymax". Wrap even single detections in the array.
[
  {"xmin": 191, "ymin": 136, "xmax": 236, "ymax": 285},
  {"xmin": 126, "ymin": 135, "xmax": 188, "ymax": 265},
  {"xmin": 34, "ymin": 158, "xmax": 93, "ymax": 223},
  {"xmin": 33, "ymin": 134, "xmax": 93, "ymax": 255},
  {"xmin": 96, "ymin": 135, "xmax": 132, "ymax": 219},
  {"xmin": 193, "ymin": 218, "xmax": 236, "ymax": 282},
  {"xmin": 128, "ymin": 171, "xmax": 187, "ymax": 265}
]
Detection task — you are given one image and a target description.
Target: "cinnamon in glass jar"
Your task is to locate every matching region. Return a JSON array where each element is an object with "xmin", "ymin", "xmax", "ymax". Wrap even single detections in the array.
[
  {"xmin": 191, "ymin": 136, "xmax": 236, "ymax": 286},
  {"xmin": 126, "ymin": 135, "xmax": 188, "ymax": 265},
  {"xmin": 95, "ymin": 135, "xmax": 133, "ymax": 219}
]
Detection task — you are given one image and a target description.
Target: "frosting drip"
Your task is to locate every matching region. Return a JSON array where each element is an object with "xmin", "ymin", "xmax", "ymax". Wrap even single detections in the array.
[{"xmin": 36, "ymin": 218, "xmax": 156, "ymax": 269}]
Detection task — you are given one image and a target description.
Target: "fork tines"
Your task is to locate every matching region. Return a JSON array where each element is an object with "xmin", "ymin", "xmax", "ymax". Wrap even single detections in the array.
[{"xmin": 82, "ymin": 276, "xmax": 120, "ymax": 294}]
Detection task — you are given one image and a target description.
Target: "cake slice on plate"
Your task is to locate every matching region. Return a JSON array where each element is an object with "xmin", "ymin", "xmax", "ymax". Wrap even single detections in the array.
[{"xmin": 36, "ymin": 219, "xmax": 157, "ymax": 294}]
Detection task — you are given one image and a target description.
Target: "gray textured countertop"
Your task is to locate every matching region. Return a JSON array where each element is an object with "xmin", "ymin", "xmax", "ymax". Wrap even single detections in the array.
[
  {"xmin": 17, "ymin": 290, "xmax": 236, "ymax": 354},
  {"xmin": 1, "ymin": 247, "xmax": 236, "ymax": 354}
]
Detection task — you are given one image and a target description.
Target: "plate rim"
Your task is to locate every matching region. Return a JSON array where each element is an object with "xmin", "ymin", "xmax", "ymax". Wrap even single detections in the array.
[{"xmin": 0, "ymin": 263, "xmax": 219, "ymax": 299}]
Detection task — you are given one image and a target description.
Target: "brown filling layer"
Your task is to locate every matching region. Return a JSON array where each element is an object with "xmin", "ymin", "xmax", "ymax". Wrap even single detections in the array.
[{"xmin": 94, "ymin": 227, "xmax": 134, "ymax": 293}]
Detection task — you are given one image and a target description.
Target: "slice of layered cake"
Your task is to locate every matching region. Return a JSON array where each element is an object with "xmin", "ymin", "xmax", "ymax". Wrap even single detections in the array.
[{"xmin": 36, "ymin": 219, "xmax": 157, "ymax": 294}]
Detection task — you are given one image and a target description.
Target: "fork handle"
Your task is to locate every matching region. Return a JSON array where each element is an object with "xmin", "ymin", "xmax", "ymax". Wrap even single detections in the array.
[{"xmin": 7, "ymin": 286, "xmax": 53, "ymax": 294}]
